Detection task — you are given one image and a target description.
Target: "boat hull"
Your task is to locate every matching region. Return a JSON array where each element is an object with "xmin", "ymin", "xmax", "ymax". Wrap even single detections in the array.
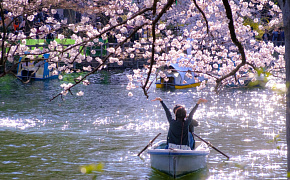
[
  {"xmin": 155, "ymin": 82, "xmax": 202, "ymax": 89},
  {"xmin": 148, "ymin": 141, "xmax": 209, "ymax": 178}
]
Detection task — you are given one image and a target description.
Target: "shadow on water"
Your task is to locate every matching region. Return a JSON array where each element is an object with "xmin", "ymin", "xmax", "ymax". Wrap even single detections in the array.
[
  {"xmin": 149, "ymin": 167, "xmax": 209, "ymax": 180},
  {"xmin": 156, "ymin": 86, "xmax": 178, "ymax": 93},
  {"xmin": 59, "ymin": 70, "xmax": 131, "ymax": 85}
]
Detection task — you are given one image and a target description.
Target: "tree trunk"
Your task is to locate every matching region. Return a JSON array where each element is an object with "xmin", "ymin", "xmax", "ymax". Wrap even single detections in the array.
[{"xmin": 283, "ymin": 0, "xmax": 290, "ymax": 174}]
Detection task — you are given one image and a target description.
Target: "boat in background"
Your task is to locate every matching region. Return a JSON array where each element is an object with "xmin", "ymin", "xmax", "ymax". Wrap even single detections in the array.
[
  {"xmin": 227, "ymin": 71, "xmax": 269, "ymax": 88},
  {"xmin": 155, "ymin": 61, "xmax": 207, "ymax": 89},
  {"xmin": 17, "ymin": 53, "xmax": 58, "ymax": 80},
  {"xmin": 147, "ymin": 140, "xmax": 210, "ymax": 178},
  {"xmin": 225, "ymin": 57, "xmax": 270, "ymax": 88},
  {"xmin": 156, "ymin": 38, "xmax": 207, "ymax": 89}
]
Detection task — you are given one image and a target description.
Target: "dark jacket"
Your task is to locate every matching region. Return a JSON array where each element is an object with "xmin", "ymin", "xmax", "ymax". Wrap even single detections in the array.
[
  {"xmin": 189, "ymin": 119, "xmax": 199, "ymax": 133},
  {"xmin": 160, "ymin": 101, "xmax": 199, "ymax": 146}
]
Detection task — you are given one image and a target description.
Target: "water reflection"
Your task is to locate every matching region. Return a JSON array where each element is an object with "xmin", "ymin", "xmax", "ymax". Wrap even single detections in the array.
[
  {"xmin": 0, "ymin": 118, "xmax": 37, "ymax": 130},
  {"xmin": 0, "ymin": 72, "xmax": 287, "ymax": 179},
  {"xmin": 149, "ymin": 168, "xmax": 209, "ymax": 180}
]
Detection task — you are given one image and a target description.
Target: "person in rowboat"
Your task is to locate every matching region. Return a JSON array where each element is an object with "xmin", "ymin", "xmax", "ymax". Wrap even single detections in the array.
[
  {"xmin": 189, "ymin": 118, "xmax": 199, "ymax": 149},
  {"xmin": 152, "ymin": 97, "xmax": 207, "ymax": 150}
]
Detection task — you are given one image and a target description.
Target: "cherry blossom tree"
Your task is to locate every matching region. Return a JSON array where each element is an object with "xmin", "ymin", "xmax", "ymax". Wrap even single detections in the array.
[{"xmin": 0, "ymin": 0, "xmax": 289, "ymax": 174}]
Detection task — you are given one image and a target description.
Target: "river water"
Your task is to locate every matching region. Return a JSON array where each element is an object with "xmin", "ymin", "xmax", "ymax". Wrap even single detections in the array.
[{"xmin": 0, "ymin": 70, "xmax": 287, "ymax": 180}]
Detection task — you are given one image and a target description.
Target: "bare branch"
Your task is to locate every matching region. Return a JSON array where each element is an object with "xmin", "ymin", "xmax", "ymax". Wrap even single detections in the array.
[{"xmin": 191, "ymin": 0, "xmax": 210, "ymax": 35}]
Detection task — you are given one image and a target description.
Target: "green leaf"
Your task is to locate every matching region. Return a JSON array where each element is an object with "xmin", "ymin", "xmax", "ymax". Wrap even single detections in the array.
[
  {"xmin": 80, "ymin": 163, "xmax": 104, "ymax": 174},
  {"xmin": 287, "ymin": 171, "xmax": 290, "ymax": 178},
  {"xmin": 265, "ymin": 72, "xmax": 271, "ymax": 77},
  {"xmin": 256, "ymin": 68, "xmax": 263, "ymax": 76}
]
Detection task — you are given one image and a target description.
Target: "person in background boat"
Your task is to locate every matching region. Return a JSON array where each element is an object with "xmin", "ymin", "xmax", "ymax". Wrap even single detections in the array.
[
  {"xmin": 262, "ymin": 29, "xmax": 270, "ymax": 43},
  {"xmin": 13, "ymin": 18, "xmax": 20, "ymax": 33},
  {"xmin": 152, "ymin": 97, "xmax": 207, "ymax": 150}
]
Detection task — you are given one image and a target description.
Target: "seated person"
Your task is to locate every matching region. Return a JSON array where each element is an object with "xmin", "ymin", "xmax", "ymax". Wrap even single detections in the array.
[
  {"xmin": 188, "ymin": 119, "xmax": 199, "ymax": 149},
  {"xmin": 152, "ymin": 97, "xmax": 207, "ymax": 150}
]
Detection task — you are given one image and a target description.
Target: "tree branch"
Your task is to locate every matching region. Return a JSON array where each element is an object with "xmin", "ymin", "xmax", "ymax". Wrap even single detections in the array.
[
  {"xmin": 141, "ymin": 0, "xmax": 175, "ymax": 98},
  {"xmin": 216, "ymin": 0, "xmax": 247, "ymax": 89},
  {"xmin": 192, "ymin": 0, "xmax": 210, "ymax": 35},
  {"xmin": 49, "ymin": 22, "xmax": 149, "ymax": 102}
]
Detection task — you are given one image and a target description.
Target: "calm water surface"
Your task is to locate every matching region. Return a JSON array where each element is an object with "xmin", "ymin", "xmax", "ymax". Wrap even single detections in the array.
[{"xmin": 0, "ymin": 71, "xmax": 287, "ymax": 180}]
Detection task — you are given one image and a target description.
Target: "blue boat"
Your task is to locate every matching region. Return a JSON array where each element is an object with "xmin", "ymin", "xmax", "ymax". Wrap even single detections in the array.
[
  {"xmin": 155, "ymin": 38, "xmax": 207, "ymax": 89},
  {"xmin": 17, "ymin": 53, "xmax": 58, "ymax": 80},
  {"xmin": 155, "ymin": 62, "xmax": 207, "ymax": 89}
]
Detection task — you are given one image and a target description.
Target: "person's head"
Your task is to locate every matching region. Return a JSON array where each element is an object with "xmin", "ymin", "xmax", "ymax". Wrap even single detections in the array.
[{"xmin": 173, "ymin": 105, "xmax": 186, "ymax": 120}]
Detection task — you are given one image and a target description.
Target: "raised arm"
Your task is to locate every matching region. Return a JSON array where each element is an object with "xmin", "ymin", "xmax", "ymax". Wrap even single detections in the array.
[
  {"xmin": 188, "ymin": 98, "xmax": 207, "ymax": 120},
  {"xmin": 152, "ymin": 97, "xmax": 172, "ymax": 121}
]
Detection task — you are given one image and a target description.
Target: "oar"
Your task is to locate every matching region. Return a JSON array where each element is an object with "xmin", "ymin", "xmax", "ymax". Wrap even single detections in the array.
[
  {"xmin": 137, "ymin": 133, "xmax": 161, "ymax": 156},
  {"xmin": 192, "ymin": 132, "xmax": 230, "ymax": 159}
]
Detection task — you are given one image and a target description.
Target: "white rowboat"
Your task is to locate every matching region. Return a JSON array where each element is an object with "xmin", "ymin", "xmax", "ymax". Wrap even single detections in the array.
[{"xmin": 147, "ymin": 140, "xmax": 210, "ymax": 178}]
